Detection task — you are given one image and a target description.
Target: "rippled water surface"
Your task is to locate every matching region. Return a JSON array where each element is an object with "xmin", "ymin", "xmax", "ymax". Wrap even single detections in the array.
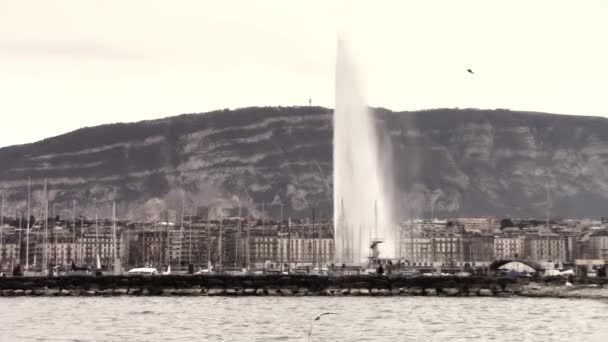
[{"xmin": 1, "ymin": 297, "xmax": 607, "ymax": 341}]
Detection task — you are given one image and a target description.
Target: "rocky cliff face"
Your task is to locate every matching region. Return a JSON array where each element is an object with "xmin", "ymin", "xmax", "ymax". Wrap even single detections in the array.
[{"xmin": 1, "ymin": 106, "xmax": 607, "ymax": 220}]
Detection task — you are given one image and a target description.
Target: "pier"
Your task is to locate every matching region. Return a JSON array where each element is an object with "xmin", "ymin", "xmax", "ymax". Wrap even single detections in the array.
[{"xmin": 1, "ymin": 274, "xmax": 606, "ymax": 299}]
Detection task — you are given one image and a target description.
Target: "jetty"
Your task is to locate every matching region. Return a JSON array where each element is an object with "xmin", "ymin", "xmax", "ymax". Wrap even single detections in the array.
[{"xmin": 1, "ymin": 274, "xmax": 606, "ymax": 299}]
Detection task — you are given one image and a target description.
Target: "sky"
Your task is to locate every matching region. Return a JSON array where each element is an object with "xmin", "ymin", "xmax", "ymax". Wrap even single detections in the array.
[{"xmin": 1, "ymin": 0, "xmax": 607, "ymax": 148}]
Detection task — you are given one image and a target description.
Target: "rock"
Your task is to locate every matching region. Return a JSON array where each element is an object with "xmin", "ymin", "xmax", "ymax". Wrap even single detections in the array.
[
  {"xmin": 174, "ymin": 288, "xmax": 201, "ymax": 296},
  {"xmin": 32, "ymin": 288, "xmax": 45, "ymax": 296},
  {"xmin": 479, "ymin": 289, "xmax": 493, "ymax": 296},
  {"xmin": 24, "ymin": 290, "xmax": 33, "ymax": 296},
  {"xmin": 225, "ymin": 288, "xmax": 237, "ymax": 296},
  {"xmin": 244, "ymin": 288, "xmax": 256, "ymax": 295},
  {"xmin": 468, "ymin": 287, "xmax": 480, "ymax": 296},
  {"xmin": 14, "ymin": 289, "xmax": 25, "ymax": 296},
  {"xmin": 256, "ymin": 288, "xmax": 266, "ymax": 296},
  {"xmin": 44, "ymin": 288, "xmax": 60, "ymax": 296},
  {"xmin": 391, "ymin": 288, "xmax": 400, "ymax": 296},
  {"xmin": 359, "ymin": 288, "xmax": 370, "ymax": 296},
  {"xmin": 82, "ymin": 290, "xmax": 96, "ymax": 296},
  {"xmin": 378, "ymin": 289, "xmax": 391, "ymax": 296},
  {"xmin": 141, "ymin": 289, "xmax": 150, "ymax": 296},
  {"xmin": 98, "ymin": 289, "xmax": 114, "ymax": 296},
  {"xmin": 321, "ymin": 289, "xmax": 333, "ymax": 296},
  {"xmin": 2, "ymin": 289, "xmax": 15, "ymax": 296},
  {"xmin": 504, "ymin": 284, "xmax": 522, "ymax": 294},
  {"xmin": 349, "ymin": 288, "xmax": 360, "ymax": 296},
  {"xmin": 371, "ymin": 288, "xmax": 379, "ymax": 296},
  {"xmin": 208, "ymin": 288, "xmax": 225, "ymax": 296},
  {"xmin": 161, "ymin": 288, "xmax": 176, "ymax": 296},
  {"xmin": 279, "ymin": 287, "xmax": 294, "ymax": 295},
  {"xmin": 128, "ymin": 288, "xmax": 142, "ymax": 295},
  {"xmin": 114, "ymin": 288, "xmax": 128, "ymax": 296},
  {"xmin": 442, "ymin": 288, "xmax": 460, "ymax": 296},
  {"xmin": 425, "ymin": 288, "xmax": 437, "ymax": 296},
  {"xmin": 340, "ymin": 288, "xmax": 350, "ymax": 295},
  {"xmin": 60, "ymin": 289, "xmax": 71, "ymax": 296},
  {"xmin": 266, "ymin": 288, "xmax": 279, "ymax": 296},
  {"xmin": 409, "ymin": 287, "xmax": 424, "ymax": 295},
  {"xmin": 70, "ymin": 289, "xmax": 82, "ymax": 297}
]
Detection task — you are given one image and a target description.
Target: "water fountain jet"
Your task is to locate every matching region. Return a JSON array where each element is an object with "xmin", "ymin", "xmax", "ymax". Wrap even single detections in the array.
[{"xmin": 333, "ymin": 37, "xmax": 395, "ymax": 263}]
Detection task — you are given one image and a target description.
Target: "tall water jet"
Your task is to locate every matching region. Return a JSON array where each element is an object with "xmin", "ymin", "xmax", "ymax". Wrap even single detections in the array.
[{"xmin": 333, "ymin": 37, "xmax": 395, "ymax": 263}]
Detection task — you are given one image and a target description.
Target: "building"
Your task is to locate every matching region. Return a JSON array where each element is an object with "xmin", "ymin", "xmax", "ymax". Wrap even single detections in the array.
[
  {"xmin": 453, "ymin": 218, "xmax": 499, "ymax": 233},
  {"xmin": 464, "ymin": 234, "xmax": 494, "ymax": 263},
  {"xmin": 431, "ymin": 233, "xmax": 463, "ymax": 265},
  {"xmin": 0, "ymin": 241, "xmax": 20, "ymax": 270},
  {"xmin": 251, "ymin": 233, "xmax": 278, "ymax": 265},
  {"xmin": 587, "ymin": 230, "xmax": 608, "ymax": 261},
  {"xmin": 493, "ymin": 234, "xmax": 525, "ymax": 260},
  {"xmin": 401, "ymin": 236, "xmax": 433, "ymax": 266},
  {"xmin": 277, "ymin": 234, "xmax": 334, "ymax": 267},
  {"xmin": 80, "ymin": 227, "xmax": 124, "ymax": 269},
  {"xmin": 525, "ymin": 234, "xmax": 567, "ymax": 263}
]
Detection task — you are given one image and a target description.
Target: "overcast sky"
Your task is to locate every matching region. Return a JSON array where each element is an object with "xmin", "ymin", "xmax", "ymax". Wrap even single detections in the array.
[{"xmin": 1, "ymin": 0, "xmax": 607, "ymax": 148}]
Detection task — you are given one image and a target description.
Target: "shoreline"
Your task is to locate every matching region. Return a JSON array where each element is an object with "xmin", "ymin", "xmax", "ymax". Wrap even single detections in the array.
[{"xmin": 1, "ymin": 275, "xmax": 607, "ymax": 299}]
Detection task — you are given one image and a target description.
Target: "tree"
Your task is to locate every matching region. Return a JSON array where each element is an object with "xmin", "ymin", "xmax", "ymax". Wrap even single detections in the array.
[{"xmin": 500, "ymin": 219, "xmax": 514, "ymax": 229}]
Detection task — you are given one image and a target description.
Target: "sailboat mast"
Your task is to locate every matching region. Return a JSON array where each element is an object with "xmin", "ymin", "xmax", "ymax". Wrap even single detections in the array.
[
  {"xmin": 188, "ymin": 207, "xmax": 193, "ymax": 266},
  {"xmin": 95, "ymin": 212, "xmax": 99, "ymax": 267},
  {"xmin": 25, "ymin": 177, "xmax": 30, "ymax": 269},
  {"xmin": 72, "ymin": 200, "xmax": 76, "ymax": 263},
  {"xmin": 141, "ymin": 223, "xmax": 145, "ymax": 266},
  {"xmin": 80, "ymin": 216, "xmax": 84, "ymax": 265},
  {"xmin": 287, "ymin": 217, "xmax": 291, "ymax": 273},
  {"xmin": 358, "ymin": 224, "xmax": 362, "ymax": 265},
  {"xmin": 235, "ymin": 202, "xmax": 240, "ymax": 267},
  {"xmin": 1, "ymin": 191, "xmax": 4, "ymax": 255},
  {"xmin": 112, "ymin": 201, "xmax": 117, "ymax": 273},
  {"xmin": 179, "ymin": 201, "xmax": 184, "ymax": 272},
  {"xmin": 42, "ymin": 179, "xmax": 48, "ymax": 270},
  {"xmin": 340, "ymin": 198, "xmax": 345, "ymax": 263},
  {"xmin": 206, "ymin": 213, "xmax": 211, "ymax": 270},
  {"xmin": 246, "ymin": 217, "xmax": 250, "ymax": 269},
  {"xmin": 312, "ymin": 207, "xmax": 316, "ymax": 269},
  {"xmin": 219, "ymin": 214, "xmax": 223, "ymax": 271}
]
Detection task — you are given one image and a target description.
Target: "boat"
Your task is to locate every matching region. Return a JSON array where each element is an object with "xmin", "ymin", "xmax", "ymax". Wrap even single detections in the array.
[
  {"xmin": 127, "ymin": 267, "xmax": 159, "ymax": 275},
  {"xmin": 162, "ymin": 265, "xmax": 171, "ymax": 275},
  {"xmin": 66, "ymin": 261, "xmax": 94, "ymax": 277}
]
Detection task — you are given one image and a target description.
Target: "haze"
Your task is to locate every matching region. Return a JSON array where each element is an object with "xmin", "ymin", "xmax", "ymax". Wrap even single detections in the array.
[{"xmin": 1, "ymin": 0, "xmax": 607, "ymax": 148}]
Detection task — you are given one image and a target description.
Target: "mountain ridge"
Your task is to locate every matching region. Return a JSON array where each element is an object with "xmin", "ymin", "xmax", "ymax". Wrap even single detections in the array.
[{"xmin": 2, "ymin": 106, "xmax": 608, "ymax": 220}]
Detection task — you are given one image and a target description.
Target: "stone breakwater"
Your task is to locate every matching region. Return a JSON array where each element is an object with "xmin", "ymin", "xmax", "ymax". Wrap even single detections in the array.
[{"xmin": 1, "ymin": 275, "xmax": 607, "ymax": 299}]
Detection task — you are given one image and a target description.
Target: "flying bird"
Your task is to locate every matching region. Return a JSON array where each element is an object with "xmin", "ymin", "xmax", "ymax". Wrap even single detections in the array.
[
  {"xmin": 467, "ymin": 69, "xmax": 475, "ymax": 74},
  {"xmin": 308, "ymin": 312, "xmax": 338, "ymax": 337}
]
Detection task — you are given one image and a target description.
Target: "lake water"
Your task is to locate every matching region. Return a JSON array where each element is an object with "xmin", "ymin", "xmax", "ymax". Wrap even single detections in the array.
[{"xmin": 1, "ymin": 297, "xmax": 607, "ymax": 341}]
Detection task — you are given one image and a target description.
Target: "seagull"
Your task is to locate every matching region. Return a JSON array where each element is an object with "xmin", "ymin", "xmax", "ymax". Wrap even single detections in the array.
[
  {"xmin": 467, "ymin": 69, "xmax": 475, "ymax": 75},
  {"xmin": 308, "ymin": 312, "xmax": 338, "ymax": 337}
]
